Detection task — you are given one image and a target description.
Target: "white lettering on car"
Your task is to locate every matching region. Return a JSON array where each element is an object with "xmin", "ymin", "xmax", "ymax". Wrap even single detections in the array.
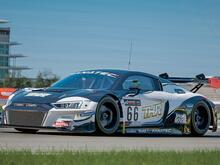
[{"xmin": 25, "ymin": 92, "xmax": 51, "ymax": 97}]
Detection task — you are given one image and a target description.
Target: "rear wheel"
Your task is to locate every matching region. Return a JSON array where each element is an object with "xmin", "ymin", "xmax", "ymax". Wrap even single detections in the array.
[
  {"xmin": 15, "ymin": 128, "xmax": 39, "ymax": 134},
  {"xmin": 191, "ymin": 101, "xmax": 211, "ymax": 136},
  {"xmin": 95, "ymin": 96, "xmax": 120, "ymax": 135}
]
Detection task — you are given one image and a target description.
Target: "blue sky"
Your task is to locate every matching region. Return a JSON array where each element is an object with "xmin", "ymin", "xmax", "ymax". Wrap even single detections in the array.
[{"xmin": 0, "ymin": 0, "xmax": 220, "ymax": 78}]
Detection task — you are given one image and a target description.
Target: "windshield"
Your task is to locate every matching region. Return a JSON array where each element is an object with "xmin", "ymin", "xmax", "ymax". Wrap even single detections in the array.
[{"xmin": 51, "ymin": 72, "xmax": 118, "ymax": 90}]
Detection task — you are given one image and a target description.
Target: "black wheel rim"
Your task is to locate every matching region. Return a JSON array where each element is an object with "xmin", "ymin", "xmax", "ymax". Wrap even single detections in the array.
[
  {"xmin": 194, "ymin": 108, "xmax": 208, "ymax": 130},
  {"xmin": 98, "ymin": 104, "xmax": 118, "ymax": 131}
]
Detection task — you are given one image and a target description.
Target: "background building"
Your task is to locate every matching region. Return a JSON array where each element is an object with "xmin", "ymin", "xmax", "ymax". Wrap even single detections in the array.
[{"xmin": 0, "ymin": 20, "xmax": 30, "ymax": 80}]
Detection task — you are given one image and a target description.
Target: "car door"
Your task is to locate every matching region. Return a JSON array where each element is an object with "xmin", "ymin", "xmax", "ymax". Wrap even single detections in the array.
[{"xmin": 122, "ymin": 75, "xmax": 168, "ymax": 127}]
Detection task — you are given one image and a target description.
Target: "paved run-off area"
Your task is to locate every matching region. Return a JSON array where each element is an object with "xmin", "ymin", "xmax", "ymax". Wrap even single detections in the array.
[{"xmin": 0, "ymin": 128, "xmax": 220, "ymax": 151}]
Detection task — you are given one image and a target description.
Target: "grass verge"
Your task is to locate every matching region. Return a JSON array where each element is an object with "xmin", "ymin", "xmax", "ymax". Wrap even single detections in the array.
[{"xmin": 0, "ymin": 150, "xmax": 220, "ymax": 165}]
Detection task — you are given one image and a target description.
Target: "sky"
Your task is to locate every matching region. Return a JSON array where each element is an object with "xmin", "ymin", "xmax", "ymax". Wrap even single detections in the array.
[{"xmin": 0, "ymin": 0, "xmax": 220, "ymax": 78}]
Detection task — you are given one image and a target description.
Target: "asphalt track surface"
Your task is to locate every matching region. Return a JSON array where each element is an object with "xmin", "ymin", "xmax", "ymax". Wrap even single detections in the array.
[{"xmin": 0, "ymin": 127, "xmax": 220, "ymax": 151}]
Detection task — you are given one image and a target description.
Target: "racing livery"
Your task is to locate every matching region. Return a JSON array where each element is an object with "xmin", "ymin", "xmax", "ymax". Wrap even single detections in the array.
[{"xmin": 1, "ymin": 69, "xmax": 218, "ymax": 136}]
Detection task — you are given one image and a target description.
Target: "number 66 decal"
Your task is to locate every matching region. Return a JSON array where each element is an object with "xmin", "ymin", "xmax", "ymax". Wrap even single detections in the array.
[{"xmin": 127, "ymin": 106, "xmax": 138, "ymax": 121}]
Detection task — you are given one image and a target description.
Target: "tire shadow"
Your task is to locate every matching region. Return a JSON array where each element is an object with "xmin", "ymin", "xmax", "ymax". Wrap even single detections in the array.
[{"xmin": 2, "ymin": 128, "xmax": 220, "ymax": 138}]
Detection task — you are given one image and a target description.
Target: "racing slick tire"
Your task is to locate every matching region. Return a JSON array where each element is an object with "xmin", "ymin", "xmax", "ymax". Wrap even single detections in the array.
[
  {"xmin": 191, "ymin": 101, "xmax": 211, "ymax": 136},
  {"xmin": 95, "ymin": 96, "xmax": 120, "ymax": 135},
  {"xmin": 15, "ymin": 128, "xmax": 39, "ymax": 134}
]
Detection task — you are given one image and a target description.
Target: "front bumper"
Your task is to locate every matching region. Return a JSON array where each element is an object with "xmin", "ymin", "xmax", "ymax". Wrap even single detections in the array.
[
  {"xmin": 43, "ymin": 108, "xmax": 96, "ymax": 132},
  {"xmin": 2, "ymin": 101, "xmax": 98, "ymax": 132}
]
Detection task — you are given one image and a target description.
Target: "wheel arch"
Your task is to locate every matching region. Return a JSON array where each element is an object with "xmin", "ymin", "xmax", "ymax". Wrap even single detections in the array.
[
  {"xmin": 95, "ymin": 94, "xmax": 121, "ymax": 135},
  {"xmin": 177, "ymin": 96, "xmax": 215, "ymax": 134},
  {"xmin": 189, "ymin": 98, "xmax": 215, "ymax": 134},
  {"xmin": 202, "ymin": 99, "xmax": 215, "ymax": 127},
  {"xmin": 105, "ymin": 94, "xmax": 123, "ymax": 118},
  {"xmin": 190, "ymin": 98, "xmax": 214, "ymax": 127},
  {"xmin": 190, "ymin": 99, "xmax": 212, "ymax": 136}
]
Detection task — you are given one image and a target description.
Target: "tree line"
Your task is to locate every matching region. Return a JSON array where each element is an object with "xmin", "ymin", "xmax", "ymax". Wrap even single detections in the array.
[{"xmin": 0, "ymin": 71, "xmax": 59, "ymax": 88}]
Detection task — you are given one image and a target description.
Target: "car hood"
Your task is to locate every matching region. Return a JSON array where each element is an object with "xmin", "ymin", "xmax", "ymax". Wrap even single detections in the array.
[{"xmin": 10, "ymin": 88, "xmax": 115, "ymax": 104}]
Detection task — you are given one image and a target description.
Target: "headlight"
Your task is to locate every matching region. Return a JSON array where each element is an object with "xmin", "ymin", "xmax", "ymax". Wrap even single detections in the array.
[{"xmin": 52, "ymin": 101, "xmax": 83, "ymax": 109}]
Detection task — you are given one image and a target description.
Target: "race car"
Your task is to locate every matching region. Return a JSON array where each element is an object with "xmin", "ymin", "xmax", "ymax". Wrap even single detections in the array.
[{"xmin": 1, "ymin": 69, "xmax": 218, "ymax": 136}]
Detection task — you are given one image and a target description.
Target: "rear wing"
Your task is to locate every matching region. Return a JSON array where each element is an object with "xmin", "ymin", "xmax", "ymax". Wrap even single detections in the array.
[{"xmin": 159, "ymin": 73, "xmax": 208, "ymax": 93}]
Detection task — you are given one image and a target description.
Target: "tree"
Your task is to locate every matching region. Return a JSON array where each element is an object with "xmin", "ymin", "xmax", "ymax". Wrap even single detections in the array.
[
  {"xmin": 0, "ymin": 70, "xmax": 59, "ymax": 88},
  {"xmin": 34, "ymin": 70, "xmax": 59, "ymax": 88},
  {"xmin": 35, "ymin": 72, "xmax": 45, "ymax": 88},
  {"xmin": 2, "ymin": 77, "xmax": 33, "ymax": 88}
]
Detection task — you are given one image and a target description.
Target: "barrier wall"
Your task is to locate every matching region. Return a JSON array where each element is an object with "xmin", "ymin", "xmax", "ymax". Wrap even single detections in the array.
[{"xmin": 0, "ymin": 88, "xmax": 17, "ymax": 100}]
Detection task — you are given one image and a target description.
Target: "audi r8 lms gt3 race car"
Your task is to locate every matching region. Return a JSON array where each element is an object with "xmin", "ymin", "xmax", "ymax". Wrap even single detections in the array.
[{"xmin": 1, "ymin": 70, "xmax": 218, "ymax": 136}]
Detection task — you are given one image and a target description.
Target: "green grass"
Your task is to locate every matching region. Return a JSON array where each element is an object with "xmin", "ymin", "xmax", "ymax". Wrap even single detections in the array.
[{"xmin": 0, "ymin": 150, "xmax": 220, "ymax": 165}]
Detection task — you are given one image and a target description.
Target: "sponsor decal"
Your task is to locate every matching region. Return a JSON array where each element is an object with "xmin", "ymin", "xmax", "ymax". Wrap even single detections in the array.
[
  {"xmin": 142, "ymin": 103, "xmax": 162, "ymax": 119},
  {"xmin": 25, "ymin": 92, "xmax": 51, "ymax": 97},
  {"xmin": 80, "ymin": 111, "xmax": 95, "ymax": 117},
  {"xmin": 126, "ymin": 128, "xmax": 173, "ymax": 134},
  {"xmin": 53, "ymin": 121, "xmax": 71, "ymax": 128},
  {"xmin": 78, "ymin": 71, "xmax": 119, "ymax": 78},
  {"xmin": 124, "ymin": 99, "xmax": 141, "ymax": 106},
  {"xmin": 13, "ymin": 103, "xmax": 37, "ymax": 107},
  {"xmin": 174, "ymin": 113, "xmax": 187, "ymax": 124},
  {"xmin": 53, "ymin": 118, "xmax": 73, "ymax": 128}
]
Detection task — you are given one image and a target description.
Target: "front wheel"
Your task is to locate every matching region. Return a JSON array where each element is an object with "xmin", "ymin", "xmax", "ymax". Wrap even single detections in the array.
[
  {"xmin": 95, "ymin": 96, "xmax": 120, "ymax": 135},
  {"xmin": 191, "ymin": 101, "xmax": 211, "ymax": 136},
  {"xmin": 15, "ymin": 128, "xmax": 39, "ymax": 134}
]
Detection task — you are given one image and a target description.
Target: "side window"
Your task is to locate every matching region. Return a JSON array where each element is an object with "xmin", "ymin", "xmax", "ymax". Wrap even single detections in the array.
[{"xmin": 123, "ymin": 75, "xmax": 161, "ymax": 91}]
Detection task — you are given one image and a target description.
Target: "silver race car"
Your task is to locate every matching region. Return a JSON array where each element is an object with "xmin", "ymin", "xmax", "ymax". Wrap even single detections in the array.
[{"xmin": 1, "ymin": 69, "xmax": 218, "ymax": 136}]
